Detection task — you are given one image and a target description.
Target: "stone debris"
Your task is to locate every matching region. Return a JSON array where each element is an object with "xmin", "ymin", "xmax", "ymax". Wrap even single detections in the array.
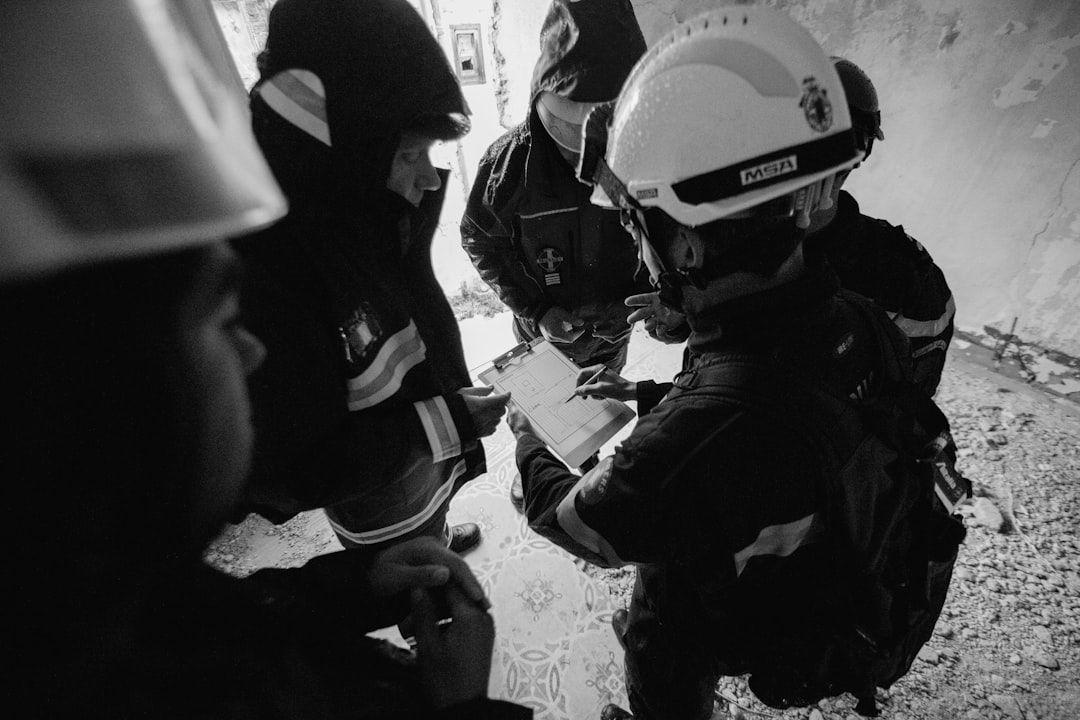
[
  {"xmin": 207, "ymin": 346, "xmax": 1080, "ymax": 720},
  {"xmin": 988, "ymin": 693, "xmax": 1024, "ymax": 719},
  {"xmin": 918, "ymin": 647, "xmax": 942, "ymax": 665},
  {"xmin": 588, "ymin": 357, "xmax": 1080, "ymax": 719},
  {"xmin": 965, "ymin": 496, "xmax": 1008, "ymax": 532}
]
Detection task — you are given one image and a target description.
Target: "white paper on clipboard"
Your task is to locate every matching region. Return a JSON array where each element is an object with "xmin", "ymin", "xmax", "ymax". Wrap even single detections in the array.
[{"xmin": 478, "ymin": 338, "xmax": 634, "ymax": 468}]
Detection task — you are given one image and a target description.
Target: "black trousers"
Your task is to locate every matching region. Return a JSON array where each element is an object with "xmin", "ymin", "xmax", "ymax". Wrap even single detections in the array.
[{"xmin": 620, "ymin": 567, "xmax": 732, "ymax": 720}]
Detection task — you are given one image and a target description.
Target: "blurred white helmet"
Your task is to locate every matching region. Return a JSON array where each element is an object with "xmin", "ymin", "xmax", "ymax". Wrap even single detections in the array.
[
  {"xmin": 591, "ymin": 5, "xmax": 861, "ymax": 227},
  {"xmin": 0, "ymin": 0, "xmax": 287, "ymax": 284},
  {"xmin": 536, "ymin": 92, "xmax": 602, "ymax": 156}
]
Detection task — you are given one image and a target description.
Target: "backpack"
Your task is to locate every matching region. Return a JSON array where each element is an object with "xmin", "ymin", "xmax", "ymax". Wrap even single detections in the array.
[{"xmin": 673, "ymin": 292, "xmax": 970, "ymax": 717}]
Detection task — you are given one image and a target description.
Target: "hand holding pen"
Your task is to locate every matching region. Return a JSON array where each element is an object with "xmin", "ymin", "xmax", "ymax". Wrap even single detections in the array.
[{"xmin": 565, "ymin": 364, "xmax": 636, "ymax": 403}]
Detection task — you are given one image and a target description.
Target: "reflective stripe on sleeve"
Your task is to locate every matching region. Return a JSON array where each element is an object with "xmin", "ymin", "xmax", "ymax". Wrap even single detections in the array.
[
  {"xmin": 732, "ymin": 512, "xmax": 823, "ymax": 576},
  {"xmin": 893, "ymin": 295, "xmax": 955, "ymax": 339},
  {"xmin": 346, "ymin": 321, "xmax": 425, "ymax": 410},
  {"xmin": 326, "ymin": 460, "xmax": 466, "ymax": 544},
  {"xmin": 519, "ymin": 207, "xmax": 577, "ymax": 219},
  {"xmin": 555, "ymin": 458, "xmax": 627, "ymax": 567},
  {"xmin": 258, "ymin": 69, "xmax": 330, "ymax": 146},
  {"xmin": 415, "ymin": 397, "xmax": 462, "ymax": 462}
]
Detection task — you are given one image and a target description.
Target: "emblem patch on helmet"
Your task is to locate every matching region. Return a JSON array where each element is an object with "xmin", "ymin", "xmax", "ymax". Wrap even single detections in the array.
[{"xmin": 800, "ymin": 77, "xmax": 833, "ymax": 132}]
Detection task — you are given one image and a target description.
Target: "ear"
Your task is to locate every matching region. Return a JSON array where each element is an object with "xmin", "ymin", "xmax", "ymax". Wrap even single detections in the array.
[{"xmin": 673, "ymin": 226, "xmax": 706, "ymax": 270}]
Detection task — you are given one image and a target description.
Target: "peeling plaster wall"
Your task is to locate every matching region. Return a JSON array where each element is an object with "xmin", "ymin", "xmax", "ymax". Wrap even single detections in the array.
[
  {"xmin": 211, "ymin": 0, "xmax": 272, "ymax": 89},
  {"xmin": 417, "ymin": 0, "xmax": 502, "ymax": 192},
  {"xmin": 490, "ymin": 0, "xmax": 1080, "ymax": 357},
  {"xmin": 489, "ymin": 2, "xmax": 553, "ymax": 129},
  {"xmin": 632, "ymin": 0, "xmax": 1080, "ymax": 356},
  {"xmin": 213, "ymin": 0, "xmax": 1079, "ymax": 358}
]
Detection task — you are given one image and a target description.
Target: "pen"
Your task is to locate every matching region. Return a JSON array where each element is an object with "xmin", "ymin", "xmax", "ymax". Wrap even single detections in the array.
[{"xmin": 564, "ymin": 366, "xmax": 606, "ymax": 403}]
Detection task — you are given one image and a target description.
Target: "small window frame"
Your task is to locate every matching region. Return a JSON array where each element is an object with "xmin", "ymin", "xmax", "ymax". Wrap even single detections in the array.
[{"xmin": 450, "ymin": 24, "xmax": 486, "ymax": 86}]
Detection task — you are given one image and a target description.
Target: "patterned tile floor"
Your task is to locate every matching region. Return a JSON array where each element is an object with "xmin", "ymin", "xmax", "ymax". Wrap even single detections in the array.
[
  {"xmin": 210, "ymin": 312, "xmax": 1080, "ymax": 719},
  {"xmin": 210, "ymin": 319, "xmax": 684, "ymax": 719},
  {"xmin": 444, "ymin": 438, "xmax": 628, "ymax": 718},
  {"xmin": 417, "ymin": 321, "xmax": 682, "ymax": 718}
]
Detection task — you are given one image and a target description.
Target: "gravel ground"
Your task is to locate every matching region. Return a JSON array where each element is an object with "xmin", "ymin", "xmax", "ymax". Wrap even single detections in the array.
[{"xmin": 584, "ymin": 361, "xmax": 1080, "ymax": 720}]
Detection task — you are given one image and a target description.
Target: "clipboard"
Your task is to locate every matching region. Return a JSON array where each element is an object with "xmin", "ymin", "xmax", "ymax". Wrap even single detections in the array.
[{"xmin": 478, "ymin": 338, "xmax": 634, "ymax": 468}]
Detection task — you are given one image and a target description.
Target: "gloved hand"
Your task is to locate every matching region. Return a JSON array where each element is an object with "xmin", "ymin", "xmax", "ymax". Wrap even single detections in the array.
[
  {"xmin": 411, "ymin": 581, "xmax": 495, "ymax": 709},
  {"xmin": 625, "ymin": 292, "xmax": 689, "ymax": 344}
]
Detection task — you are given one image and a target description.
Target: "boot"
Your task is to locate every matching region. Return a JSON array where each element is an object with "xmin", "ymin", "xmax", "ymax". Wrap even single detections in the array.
[
  {"xmin": 510, "ymin": 473, "xmax": 524, "ymax": 512},
  {"xmin": 600, "ymin": 703, "xmax": 633, "ymax": 720},
  {"xmin": 611, "ymin": 608, "xmax": 629, "ymax": 649},
  {"xmin": 448, "ymin": 522, "xmax": 481, "ymax": 554}
]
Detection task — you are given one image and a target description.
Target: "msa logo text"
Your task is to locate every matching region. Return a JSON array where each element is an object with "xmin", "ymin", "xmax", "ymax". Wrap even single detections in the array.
[{"xmin": 740, "ymin": 155, "xmax": 797, "ymax": 186}]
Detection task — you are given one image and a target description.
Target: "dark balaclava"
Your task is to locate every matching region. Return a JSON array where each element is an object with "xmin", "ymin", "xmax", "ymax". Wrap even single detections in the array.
[
  {"xmin": 530, "ymin": 0, "xmax": 646, "ymax": 104},
  {"xmin": 250, "ymin": 0, "xmax": 469, "ymax": 214}
]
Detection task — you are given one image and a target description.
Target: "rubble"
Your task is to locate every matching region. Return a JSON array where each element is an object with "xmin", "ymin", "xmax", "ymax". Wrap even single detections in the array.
[{"xmin": 587, "ymin": 357, "xmax": 1080, "ymax": 719}]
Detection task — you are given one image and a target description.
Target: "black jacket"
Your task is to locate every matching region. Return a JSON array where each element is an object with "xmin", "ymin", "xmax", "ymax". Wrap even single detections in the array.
[
  {"xmin": 48, "ymin": 555, "xmax": 529, "ymax": 720},
  {"xmin": 234, "ymin": 0, "xmax": 484, "ymax": 533},
  {"xmin": 516, "ymin": 259, "xmax": 904, "ymax": 667},
  {"xmin": 812, "ymin": 191, "xmax": 955, "ymax": 396},
  {"xmin": 460, "ymin": 0, "xmax": 650, "ymax": 365}
]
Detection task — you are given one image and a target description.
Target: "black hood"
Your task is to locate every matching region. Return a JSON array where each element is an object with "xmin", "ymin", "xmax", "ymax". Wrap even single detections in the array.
[
  {"xmin": 251, "ymin": 0, "xmax": 469, "ymax": 209},
  {"xmin": 530, "ymin": 0, "xmax": 646, "ymax": 105}
]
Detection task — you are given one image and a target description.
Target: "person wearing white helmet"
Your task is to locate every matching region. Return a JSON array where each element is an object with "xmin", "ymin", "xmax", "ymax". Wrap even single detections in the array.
[
  {"xmin": 504, "ymin": 7, "xmax": 951, "ymax": 720},
  {"xmin": 3, "ymin": 3, "xmax": 526, "ymax": 718},
  {"xmin": 808, "ymin": 57, "xmax": 956, "ymax": 397},
  {"xmin": 585, "ymin": 57, "xmax": 957, "ymax": 412}
]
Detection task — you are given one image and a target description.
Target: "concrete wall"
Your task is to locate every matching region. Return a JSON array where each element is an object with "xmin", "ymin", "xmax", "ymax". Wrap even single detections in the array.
[
  {"xmin": 631, "ymin": 1, "xmax": 1080, "ymax": 359},
  {"xmin": 211, "ymin": 0, "xmax": 272, "ymax": 89},
  {"xmin": 213, "ymin": 0, "xmax": 1080, "ymax": 361}
]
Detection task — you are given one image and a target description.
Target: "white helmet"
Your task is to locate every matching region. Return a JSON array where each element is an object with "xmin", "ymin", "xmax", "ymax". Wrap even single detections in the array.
[
  {"xmin": 0, "ymin": 0, "xmax": 287, "ymax": 284},
  {"xmin": 591, "ymin": 5, "xmax": 861, "ymax": 227},
  {"xmin": 536, "ymin": 92, "xmax": 602, "ymax": 156}
]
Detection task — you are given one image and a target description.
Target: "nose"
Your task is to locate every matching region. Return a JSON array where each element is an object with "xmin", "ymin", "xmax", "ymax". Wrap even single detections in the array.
[
  {"xmin": 416, "ymin": 153, "xmax": 441, "ymax": 193},
  {"xmin": 237, "ymin": 326, "xmax": 267, "ymax": 375}
]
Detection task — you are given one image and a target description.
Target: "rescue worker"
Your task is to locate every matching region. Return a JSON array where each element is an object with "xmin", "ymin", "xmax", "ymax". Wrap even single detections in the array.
[
  {"xmin": 808, "ymin": 57, "xmax": 956, "ymax": 396},
  {"xmin": 577, "ymin": 58, "xmax": 957, "ymax": 408},
  {"xmin": 506, "ymin": 7, "xmax": 912, "ymax": 719},
  {"xmin": 234, "ymin": 0, "xmax": 510, "ymax": 555},
  {"xmin": 460, "ymin": 0, "xmax": 651, "ymax": 382},
  {"xmin": 461, "ymin": 0, "xmax": 649, "ymax": 507},
  {"xmin": 3, "ymin": 3, "xmax": 528, "ymax": 719}
]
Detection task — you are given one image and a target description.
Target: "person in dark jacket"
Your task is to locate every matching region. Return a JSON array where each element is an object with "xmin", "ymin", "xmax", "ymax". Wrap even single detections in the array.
[
  {"xmin": 4, "ymin": 3, "xmax": 529, "ymax": 719},
  {"xmin": 807, "ymin": 57, "xmax": 956, "ymax": 397},
  {"xmin": 234, "ymin": 0, "xmax": 511, "ymax": 555},
  {"xmin": 577, "ymin": 58, "xmax": 957, "ymax": 411},
  {"xmin": 460, "ymin": 0, "xmax": 652, "ymax": 376},
  {"xmin": 506, "ymin": 8, "xmax": 911, "ymax": 720}
]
